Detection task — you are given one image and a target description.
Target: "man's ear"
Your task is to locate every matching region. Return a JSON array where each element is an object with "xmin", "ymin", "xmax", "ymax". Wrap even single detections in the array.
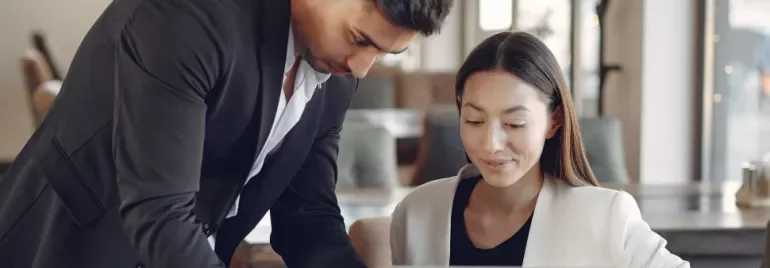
[{"xmin": 546, "ymin": 105, "xmax": 563, "ymax": 139}]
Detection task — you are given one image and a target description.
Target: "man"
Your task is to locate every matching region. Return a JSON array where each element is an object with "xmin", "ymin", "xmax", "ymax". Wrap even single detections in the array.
[{"xmin": 0, "ymin": 0, "xmax": 453, "ymax": 267}]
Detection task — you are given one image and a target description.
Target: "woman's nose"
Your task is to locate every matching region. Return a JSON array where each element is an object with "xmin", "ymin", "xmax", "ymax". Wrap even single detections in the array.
[{"xmin": 483, "ymin": 122, "xmax": 506, "ymax": 153}]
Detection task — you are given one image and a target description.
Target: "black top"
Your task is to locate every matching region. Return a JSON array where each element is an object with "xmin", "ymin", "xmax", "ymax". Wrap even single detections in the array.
[{"xmin": 450, "ymin": 176, "xmax": 532, "ymax": 266}]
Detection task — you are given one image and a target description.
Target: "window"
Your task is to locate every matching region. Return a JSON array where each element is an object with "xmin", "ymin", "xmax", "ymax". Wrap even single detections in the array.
[
  {"xmin": 515, "ymin": 0, "xmax": 573, "ymax": 94},
  {"xmin": 702, "ymin": 0, "xmax": 770, "ymax": 181},
  {"xmin": 479, "ymin": 0, "xmax": 513, "ymax": 31}
]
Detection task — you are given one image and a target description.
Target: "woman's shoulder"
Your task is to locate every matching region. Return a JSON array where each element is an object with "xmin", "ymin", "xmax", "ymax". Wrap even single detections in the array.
[{"xmin": 549, "ymin": 179, "xmax": 638, "ymax": 215}]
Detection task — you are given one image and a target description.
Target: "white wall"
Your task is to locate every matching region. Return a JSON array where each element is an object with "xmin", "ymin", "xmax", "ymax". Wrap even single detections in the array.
[
  {"xmin": 0, "ymin": 0, "xmax": 110, "ymax": 161},
  {"xmin": 638, "ymin": 0, "xmax": 697, "ymax": 184},
  {"xmin": 420, "ymin": 0, "xmax": 463, "ymax": 72},
  {"xmin": 604, "ymin": 0, "xmax": 697, "ymax": 184}
]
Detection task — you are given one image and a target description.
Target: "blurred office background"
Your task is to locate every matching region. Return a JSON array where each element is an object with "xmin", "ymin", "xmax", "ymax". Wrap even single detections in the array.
[{"xmin": 1, "ymin": 0, "xmax": 769, "ymax": 267}]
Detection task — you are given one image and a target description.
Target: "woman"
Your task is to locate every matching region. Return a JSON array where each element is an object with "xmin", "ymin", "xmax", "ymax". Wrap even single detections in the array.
[{"xmin": 389, "ymin": 32, "xmax": 689, "ymax": 267}]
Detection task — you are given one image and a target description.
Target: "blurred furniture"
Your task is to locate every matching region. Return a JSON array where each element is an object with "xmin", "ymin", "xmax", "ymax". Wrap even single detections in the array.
[
  {"xmin": 337, "ymin": 119, "xmax": 399, "ymax": 189},
  {"xmin": 21, "ymin": 49, "xmax": 59, "ymax": 125},
  {"xmin": 343, "ymin": 109, "xmax": 423, "ymax": 139},
  {"xmin": 20, "ymin": 32, "xmax": 63, "ymax": 127},
  {"xmin": 348, "ymin": 217, "xmax": 392, "ymax": 268},
  {"xmin": 350, "ymin": 77, "xmax": 396, "ymax": 109},
  {"xmin": 353, "ymin": 70, "xmax": 457, "ymax": 110},
  {"xmin": 577, "ymin": 117, "xmax": 630, "ymax": 184},
  {"xmin": 31, "ymin": 32, "xmax": 63, "ymax": 80},
  {"xmin": 410, "ymin": 106, "xmax": 466, "ymax": 186},
  {"xmin": 393, "ymin": 72, "xmax": 456, "ymax": 110},
  {"xmin": 344, "ymin": 109, "xmax": 424, "ymax": 166}
]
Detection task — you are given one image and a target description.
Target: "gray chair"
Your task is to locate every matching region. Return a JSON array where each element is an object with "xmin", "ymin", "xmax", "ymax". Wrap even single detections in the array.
[
  {"xmin": 336, "ymin": 120, "xmax": 399, "ymax": 189},
  {"xmin": 578, "ymin": 117, "xmax": 630, "ymax": 184},
  {"xmin": 410, "ymin": 106, "xmax": 467, "ymax": 186}
]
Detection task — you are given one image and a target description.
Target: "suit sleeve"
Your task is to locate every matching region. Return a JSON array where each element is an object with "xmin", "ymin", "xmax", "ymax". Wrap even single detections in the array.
[
  {"xmin": 607, "ymin": 191, "xmax": 690, "ymax": 268},
  {"xmin": 112, "ymin": 0, "xmax": 230, "ymax": 267},
  {"xmin": 269, "ymin": 81, "xmax": 366, "ymax": 268}
]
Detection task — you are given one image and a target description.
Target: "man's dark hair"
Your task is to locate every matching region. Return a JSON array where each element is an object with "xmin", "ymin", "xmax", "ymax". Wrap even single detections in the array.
[{"xmin": 374, "ymin": 0, "xmax": 455, "ymax": 36}]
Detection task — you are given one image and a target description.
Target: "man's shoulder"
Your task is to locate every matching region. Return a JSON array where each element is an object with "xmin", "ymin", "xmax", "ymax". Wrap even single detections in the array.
[
  {"xmin": 323, "ymin": 75, "xmax": 358, "ymax": 104},
  {"xmin": 327, "ymin": 75, "xmax": 358, "ymax": 91}
]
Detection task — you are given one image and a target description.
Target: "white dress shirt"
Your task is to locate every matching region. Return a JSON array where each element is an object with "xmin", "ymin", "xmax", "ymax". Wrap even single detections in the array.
[{"xmin": 209, "ymin": 25, "xmax": 330, "ymax": 248}]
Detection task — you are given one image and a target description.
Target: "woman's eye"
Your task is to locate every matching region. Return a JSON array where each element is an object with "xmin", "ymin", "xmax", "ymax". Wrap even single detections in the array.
[
  {"xmin": 464, "ymin": 120, "xmax": 483, "ymax": 126},
  {"xmin": 507, "ymin": 123, "xmax": 526, "ymax": 128}
]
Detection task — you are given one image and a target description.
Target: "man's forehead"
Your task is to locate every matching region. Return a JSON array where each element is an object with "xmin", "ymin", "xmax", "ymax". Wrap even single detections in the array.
[{"xmin": 358, "ymin": 19, "xmax": 418, "ymax": 53}]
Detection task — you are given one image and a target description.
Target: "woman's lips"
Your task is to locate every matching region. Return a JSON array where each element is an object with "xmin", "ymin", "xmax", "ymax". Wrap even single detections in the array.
[{"xmin": 482, "ymin": 159, "xmax": 514, "ymax": 172}]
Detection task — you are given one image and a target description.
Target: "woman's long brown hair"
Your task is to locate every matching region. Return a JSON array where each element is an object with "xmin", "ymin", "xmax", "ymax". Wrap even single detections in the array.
[{"xmin": 455, "ymin": 32, "xmax": 599, "ymax": 187}]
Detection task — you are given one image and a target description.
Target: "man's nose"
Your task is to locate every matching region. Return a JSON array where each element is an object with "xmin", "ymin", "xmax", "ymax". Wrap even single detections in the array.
[{"xmin": 346, "ymin": 52, "xmax": 381, "ymax": 78}]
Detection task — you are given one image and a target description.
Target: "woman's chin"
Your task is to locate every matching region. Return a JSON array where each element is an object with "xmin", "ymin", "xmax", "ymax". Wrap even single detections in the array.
[{"xmin": 479, "ymin": 171, "xmax": 521, "ymax": 188}]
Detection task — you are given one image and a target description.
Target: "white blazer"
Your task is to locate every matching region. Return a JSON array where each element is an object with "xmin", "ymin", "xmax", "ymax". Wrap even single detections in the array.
[{"xmin": 390, "ymin": 164, "xmax": 689, "ymax": 268}]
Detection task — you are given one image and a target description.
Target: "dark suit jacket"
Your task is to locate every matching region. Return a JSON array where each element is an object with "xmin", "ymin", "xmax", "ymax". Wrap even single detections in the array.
[{"xmin": 0, "ymin": 0, "xmax": 365, "ymax": 267}]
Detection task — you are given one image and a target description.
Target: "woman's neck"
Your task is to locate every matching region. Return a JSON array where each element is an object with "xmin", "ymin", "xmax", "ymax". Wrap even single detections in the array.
[{"xmin": 471, "ymin": 165, "xmax": 545, "ymax": 213}]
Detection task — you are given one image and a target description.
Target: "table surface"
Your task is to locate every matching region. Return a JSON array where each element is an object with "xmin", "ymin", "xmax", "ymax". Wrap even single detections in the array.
[{"xmin": 245, "ymin": 180, "xmax": 770, "ymax": 244}]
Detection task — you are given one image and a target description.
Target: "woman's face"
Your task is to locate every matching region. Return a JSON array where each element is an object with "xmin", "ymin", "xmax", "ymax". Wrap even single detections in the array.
[{"xmin": 459, "ymin": 70, "xmax": 561, "ymax": 187}]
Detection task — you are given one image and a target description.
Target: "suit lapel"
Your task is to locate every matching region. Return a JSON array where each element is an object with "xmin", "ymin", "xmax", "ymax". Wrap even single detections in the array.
[
  {"xmin": 522, "ymin": 175, "xmax": 555, "ymax": 266},
  {"xmin": 255, "ymin": 0, "xmax": 290, "ymax": 155},
  {"xmin": 431, "ymin": 165, "xmax": 475, "ymax": 265}
]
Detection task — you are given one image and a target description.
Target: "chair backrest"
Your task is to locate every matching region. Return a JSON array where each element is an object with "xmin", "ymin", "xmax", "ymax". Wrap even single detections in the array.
[
  {"xmin": 410, "ymin": 106, "xmax": 467, "ymax": 186},
  {"xmin": 349, "ymin": 216, "xmax": 392, "ymax": 268},
  {"xmin": 21, "ymin": 49, "xmax": 55, "ymax": 125},
  {"xmin": 337, "ymin": 119, "xmax": 399, "ymax": 189},
  {"xmin": 31, "ymin": 31, "xmax": 63, "ymax": 80},
  {"xmin": 577, "ymin": 117, "xmax": 630, "ymax": 184},
  {"xmin": 21, "ymin": 49, "xmax": 53, "ymax": 95}
]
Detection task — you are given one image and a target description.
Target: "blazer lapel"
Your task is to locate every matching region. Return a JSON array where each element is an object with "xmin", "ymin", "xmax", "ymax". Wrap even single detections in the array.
[
  {"xmin": 431, "ymin": 164, "xmax": 478, "ymax": 265},
  {"xmin": 522, "ymin": 175, "xmax": 556, "ymax": 266},
  {"xmin": 432, "ymin": 178, "xmax": 457, "ymax": 265},
  {"xmin": 255, "ymin": 0, "xmax": 290, "ymax": 154}
]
